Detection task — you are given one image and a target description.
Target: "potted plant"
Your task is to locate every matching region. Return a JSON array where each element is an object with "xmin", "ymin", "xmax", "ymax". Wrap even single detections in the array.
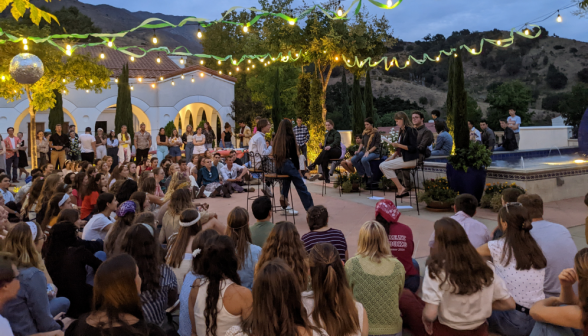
[
  {"xmin": 349, "ymin": 172, "xmax": 362, "ymax": 191},
  {"xmin": 378, "ymin": 176, "xmax": 395, "ymax": 191},
  {"xmin": 418, "ymin": 177, "xmax": 458, "ymax": 211},
  {"xmin": 445, "ymin": 50, "xmax": 492, "ymax": 202},
  {"xmin": 481, "ymin": 182, "xmax": 526, "ymax": 211}
]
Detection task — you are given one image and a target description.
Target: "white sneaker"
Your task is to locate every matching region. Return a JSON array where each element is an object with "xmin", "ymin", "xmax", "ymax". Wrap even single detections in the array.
[
  {"xmin": 282, "ymin": 206, "xmax": 299, "ymax": 216},
  {"xmin": 262, "ymin": 185, "xmax": 273, "ymax": 197}
]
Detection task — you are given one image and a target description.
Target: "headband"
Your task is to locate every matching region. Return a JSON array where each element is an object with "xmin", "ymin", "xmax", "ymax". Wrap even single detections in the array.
[
  {"xmin": 26, "ymin": 222, "xmax": 37, "ymax": 240},
  {"xmin": 141, "ymin": 223, "xmax": 154, "ymax": 236},
  {"xmin": 116, "ymin": 201, "xmax": 137, "ymax": 217},
  {"xmin": 58, "ymin": 194, "xmax": 70, "ymax": 207},
  {"xmin": 179, "ymin": 212, "xmax": 201, "ymax": 227}
]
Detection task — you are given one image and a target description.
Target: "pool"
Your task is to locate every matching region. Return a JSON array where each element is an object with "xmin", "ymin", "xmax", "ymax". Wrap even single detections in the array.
[{"xmin": 491, "ymin": 155, "xmax": 588, "ymax": 169}]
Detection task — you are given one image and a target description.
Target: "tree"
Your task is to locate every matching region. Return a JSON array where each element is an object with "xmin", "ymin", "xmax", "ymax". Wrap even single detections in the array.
[
  {"xmin": 546, "ymin": 64, "xmax": 568, "ymax": 89},
  {"xmin": 351, "ymin": 75, "xmax": 365, "ymax": 140},
  {"xmin": 578, "ymin": 68, "xmax": 588, "ymax": 84},
  {"xmin": 559, "ymin": 84, "xmax": 588, "ymax": 132},
  {"xmin": 485, "ymin": 81, "xmax": 533, "ymax": 130},
  {"xmin": 271, "ymin": 67, "xmax": 283, "ymax": 128},
  {"xmin": 115, "ymin": 64, "xmax": 133, "ymax": 140},
  {"xmin": 48, "ymin": 89, "xmax": 63, "ymax": 132},
  {"xmin": 447, "ymin": 51, "xmax": 469, "ymax": 150},
  {"xmin": 1, "ymin": 0, "xmax": 58, "ymax": 25},
  {"xmin": 339, "ymin": 70, "xmax": 351, "ymax": 128},
  {"xmin": 296, "ymin": 73, "xmax": 311, "ymax": 121},
  {"xmin": 230, "ymin": 73, "xmax": 268, "ymax": 125},
  {"xmin": 466, "ymin": 95, "xmax": 483, "ymax": 126},
  {"xmin": 0, "ymin": 19, "xmax": 110, "ymax": 168},
  {"xmin": 364, "ymin": 70, "xmax": 374, "ymax": 121},
  {"xmin": 542, "ymin": 93, "xmax": 568, "ymax": 112},
  {"xmin": 307, "ymin": 76, "xmax": 325, "ymax": 161},
  {"xmin": 41, "ymin": 6, "xmax": 101, "ymax": 37}
]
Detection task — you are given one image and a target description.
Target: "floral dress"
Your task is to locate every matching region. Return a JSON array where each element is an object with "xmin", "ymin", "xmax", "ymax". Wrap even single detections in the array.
[{"xmin": 69, "ymin": 136, "xmax": 81, "ymax": 160}]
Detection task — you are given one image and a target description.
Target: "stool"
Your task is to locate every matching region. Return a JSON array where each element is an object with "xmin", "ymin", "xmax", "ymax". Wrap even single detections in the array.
[
  {"xmin": 246, "ymin": 153, "xmax": 265, "ymax": 210},
  {"xmin": 322, "ymin": 159, "xmax": 343, "ymax": 197},
  {"xmin": 265, "ymin": 173, "xmax": 296, "ymax": 224},
  {"xmin": 395, "ymin": 166, "xmax": 420, "ymax": 215}
]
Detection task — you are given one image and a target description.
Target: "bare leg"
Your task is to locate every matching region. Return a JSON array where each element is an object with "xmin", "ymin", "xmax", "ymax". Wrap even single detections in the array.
[
  {"xmin": 341, "ymin": 160, "xmax": 355, "ymax": 174},
  {"xmin": 391, "ymin": 177, "xmax": 406, "ymax": 195}
]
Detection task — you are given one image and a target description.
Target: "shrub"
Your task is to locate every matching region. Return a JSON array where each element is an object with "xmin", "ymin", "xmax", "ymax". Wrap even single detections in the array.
[
  {"xmin": 546, "ymin": 64, "xmax": 568, "ymax": 89},
  {"xmin": 553, "ymin": 45, "xmax": 565, "ymax": 50},
  {"xmin": 543, "ymin": 56, "xmax": 549, "ymax": 65},
  {"xmin": 481, "ymin": 182, "xmax": 527, "ymax": 211},
  {"xmin": 578, "ymin": 68, "xmax": 588, "ymax": 84},
  {"xmin": 418, "ymin": 177, "xmax": 458, "ymax": 205},
  {"xmin": 418, "ymin": 96, "xmax": 428, "ymax": 105},
  {"xmin": 385, "ymin": 78, "xmax": 392, "ymax": 83},
  {"xmin": 504, "ymin": 58, "xmax": 522, "ymax": 76},
  {"xmin": 542, "ymin": 93, "xmax": 568, "ymax": 112},
  {"xmin": 405, "ymin": 45, "xmax": 414, "ymax": 51},
  {"xmin": 570, "ymin": 47, "xmax": 578, "ymax": 53}
]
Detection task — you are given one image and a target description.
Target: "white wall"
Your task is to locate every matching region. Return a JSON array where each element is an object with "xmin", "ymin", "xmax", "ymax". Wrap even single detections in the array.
[{"xmin": 519, "ymin": 126, "xmax": 573, "ymax": 150}]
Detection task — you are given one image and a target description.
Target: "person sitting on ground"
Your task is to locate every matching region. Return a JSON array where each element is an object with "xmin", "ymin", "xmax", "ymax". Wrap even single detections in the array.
[
  {"xmin": 129, "ymin": 191, "xmax": 150, "ymax": 213},
  {"xmin": 121, "ymin": 224, "xmax": 178, "ymax": 326},
  {"xmin": 495, "ymin": 119, "xmax": 519, "ymax": 151},
  {"xmin": 82, "ymin": 193, "xmax": 117, "ymax": 241},
  {"xmin": 301, "ymin": 205, "xmax": 348, "ymax": 262},
  {"xmin": 0, "ymin": 174, "xmax": 22, "ymax": 223},
  {"xmin": 45, "ymin": 222, "xmax": 102, "ymax": 319},
  {"xmin": 400, "ymin": 217, "xmax": 515, "ymax": 336},
  {"xmin": 0, "ymin": 252, "xmax": 29, "ymax": 336},
  {"xmin": 108, "ymin": 179, "xmax": 125, "ymax": 196},
  {"xmin": 35, "ymin": 174, "xmax": 63, "ymax": 226},
  {"xmin": 225, "ymin": 207, "xmax": 262, "ymax": 290},
  {"xmin": 152, "ymin": 167, "xmax": 166, "ymax": 196},
  {"xmin": 255, "ymin": 221, "xmax": 309, "ymax": 292},
  {"xmin": 104, "ymin": 200, "xmax": 137, "ymax": 257},
  {"xmin": 220, "ymin": 156, "xmax": 253, "ymax": 193},
  {"xmin": 166, "ymin": 209, "xmax": 202, "ymax": 291},
  {"xmin": 108, "ymin": 165, "xmax": 129, "ymax": 189},
  {"xmin": 428, "ymin": 193, "xmax": 490, "ymax": 253},
  {"xmin": 188, "ymin": 235, "xmax": 253, "ymax": 336},
  {"xmin": 41, "ymin": 193, "xmax": 73, "ymax": 232},
  {"xmin": 178, "ymin": 158, "xmax": 189, "ymax": 178},
  {"xmin": 178, "ymin": 229, "xmax": 218, "ymax": 336},
  {"xmin": 351, "ymin": 118, "xmax": 381, "ymax": 185},
  {"xmin": 346, "ymin": 221, "xmax": 405, "ymax": 336},
  {"xmin": 139, "ymin": 177, "xmax": 167, "ymax": 210},
  {"xmin": 530, "ymin": 248, "xmax": 588, "ymax": 335},
  {"xmin": 375, "ymin": 199, "xmax": 419, "ymax": 293},
  {"xmin": 306, "ymin": 119, "xmax": 342, "ymax": 184},
  {"xmin": 303, "ymin": 243, "xmax": 368, "ymax": 336},
  {"xmin": 249, "ymin": 196, "xmax": 273, "ymax": 248},
  {"xmin": 212, "ymin": 152, "xmax": 225, "ymax": 174},
  {"xmin": 229, "ymin": 150, "xmax": 243, "ymax": 165},
  {"xmin": 115, "ymin": 179, "xmax": 138, "ymax": 205},
  {"xmin": 492, "ymin": 187, "xmax": 525, "ymax": 239},
  {"xmin": 339, "ymin": 135, "xmax": 362, "ymax": 174},
  {"xmin": 477, "ymin": 203, "xmax": 547, "ymax": 336},
  {"xmin": 64, "ymin": 254, "xmax": 166, "ymax": 336},
  {"xmin": 431, "ymin": 120, "xmax": 452, "ymax": 156},
  {"xmin": 225, "ymin": 258, "xmax": 325, "ymax": 336},
  {"xmin": 80, "ymin": 173, "xmax": 107, "ymax": 221},
  {"xmin": 519, "ymin": 193, "xmax": 577, "ymax": 298},
  {"xmin": 197, "ymin": 157, "xmax": 230, "ymax": 198}
]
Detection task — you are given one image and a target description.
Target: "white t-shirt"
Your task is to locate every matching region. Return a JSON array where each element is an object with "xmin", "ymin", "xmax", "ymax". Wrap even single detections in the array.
[
  {"xmin": 79, "ymin": 133, "xmax": 96, "ymax": 153},
  {"xmin": 0, "ymin": 314, "xmax": 14, "ymax": 336},
  {"xmin": 488, "ymin": 239, "xmax": 545, "ymax": 308},
  {"xmin": 82, "ymin": 213, "xmax": 114, "ymax": 241},
  {"xmin": 301, "ymin": 291, "xmax": 364, "ymax": 336},
  {"xmin": 421, "ymin": 264, "xmax": 511, "ymax": 330},
  {"xmin": 220, "ymin": 164, "xmax": 244, "ymax": 181},
  {"xmin": 8, "ymin": 137, "xmax": 16, "ymax": 149}
]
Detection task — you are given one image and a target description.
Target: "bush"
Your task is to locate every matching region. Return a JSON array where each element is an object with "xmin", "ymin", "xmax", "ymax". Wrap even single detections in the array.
[
  {"xmin": 546, "ymin": 64, "xmax": 568, "ymax": 89},
  {"xmin": 418, "ymin": 96, "xmax": 428, "ymax": 105},
  {"xmin": 418, "ymin": 177, "xmax": 458, "ymax": 205},
  {"xmin": 385, "ymin": 78, "xmax": 392, "ymax": 83},
  {"xmin": 578, "ymin": 68, "xmax": 588, "ymax": 84},
  {"xmin": 553, "ymin": 45, "xmax": 565, "ymax": 50},
  {"xmin": 542, "ymin": 93, "xmax": 568, "ymax": 112},
  {"xmin": 570, "ymin": 47, "xmax": 578, "ymax": 53},
  {"xmin": 481, "ymin": 183, "xmax": 527, "ymax": 212},
  {"xmin": 405, "ymin": 45, "xmax": 414, "ymax": 51},
  {"xmin": 504, "ymin": 58, "xmax": 522, "ymax": 76},
  {"xmin": 543, "ymin": 56, "xmax": 549, "ymax": 65}
]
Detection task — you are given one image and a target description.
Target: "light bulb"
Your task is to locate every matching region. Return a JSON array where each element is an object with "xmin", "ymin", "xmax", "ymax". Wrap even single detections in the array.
[
  {"xmin": 335, "ymin": 56, "xmax": 339, "ymax": 61},
  {"xmin": 337, "ymin": 6, "xmax": 344, "ymax": 17},
  {"xmin": 248, "ymin": 59, "xmax": 251, "ymax": 64},
  {"xmin": 22, "ymin": 38, "xmax": 27, "ymax": 45},
  {"xmin": 497, "ymin": 40, "xmax": 501, "ymax": 46},
  {"xmin": 471, "ymin": 48, "xmax": 476, "ymax": 53},
  {"xmin": 152, "ymin": 33, "xmax": 158, "ymax": 44},
  {"xmin": 63, "ymin": 90, "xmax": 67, "ymax": 94},
  {"xmin": 524, "ymin": 29, "xmax": 530, "ymax": 35},
  {"xmin": 181, "ymin": 75, "xmax": 185, "ymax": 79},
  {"xmin": 200, "ymin": 72, "xmax": 204, "ymax": 78},
  {"xmin": 130, "ymin": 56, "xmax": 135, "ymax": 61},
  {"xmin": 131, "ymin": 85, "xmax": 134, "ymax": 91},
  {"xmin": 1, "ymin": 75, "xmax": 5, "ymax": 81},
  {"xmin": 90, "ymin": 79, "xmax": 93, "ymax": 83},
  {"xmin": 406, "ymin": 60, "xmax": 410, "ymax": 65},
  {"xmin": 115, "ymin": 78, "xmax": 118, "ymax": 83},
  {"xmin": 24, "ymin": 45, "xmax": 28, "ymax": 51},
  {"xmin": 557, "ymin": 14, "xmax": 562, "ymax": 22},
  {"xmin": 172, "ymin": 80, "xmax": 175, "ymax": 86},
  {"xmin": 200, "ymin": 60, "xmax": 204, "ymax": 65},
  {"xmin": 247, "ymin": 67, "xmax": 250, "ymax": 71},
  {"xmin": 264, "ymin": 63, "xmax": 267, "ymax": 66},
  {"xmin": 295, "ymin": 53, "xmax": 299, "ymax": 57},
  {"xmin": 236, "ymin": 67, "xmax": 240, "ymax": 72},
  {"xmin": 160, "ymin": 76, "xmax": 164, "ymax": 81},
  {"xmin": 436, "ymin": 56, "xmax": 440, "ymax": 61},
  {"xmin": 454, "ymin": 53, "xmax": 458, "ymax": 57},
  {"xmin": 191, "ymin": 76, "xmax": 195, "ymax": 82},
  {"xmin": 243, "ymin": 26, "xmax": 248, "ymax": 33},
  {"xmin": 218, "ymin": 60, "xmax": 221, "ymax": 65},
  {"xmin": 229, "ymin": 71, "xmax": 232, "ymax": 75},
  {"xmin": 233, "ymin": 60, "xmax": 237, "ymax": 65},
  {"xmin": 180, "ymin": 57, "xmax": 184, "ymax": 64},
  {"xmin": 66, "ymin": 44, "xmax": 71, "ymax": 50},
  {"xmin": 387, "ymin": 0, "xmax": 393, "ymax": 6},
  {"xmin": 197, "ymin": 29, "xmax": 203, "ymax": 38},
  {"xmin": 66, "ymin": 50, "xmax": 71, "ymax": 56},
  {"xmin": 100, "ymin": 53, "xmax": 105, "ymax": 59},
  {"xmin": 271, "ymin": 58, "xmax": 275, "ymax": 61},
  {"xmin": 390, "ymin": 61, "xmax": 394, "ymax": 66},
  {"xmin": 151, "ymin": 83, "xmax": 156, "ymax": 88},
  {"xmin": 219, "ymin": 71, "xmax": 222, "ymax": 74},
  {"xmin": 156, "ymin": 57, "xmax": 161, "ymax": 63},
  {"xmin": 107, "ymin": 41, "xmax": 113, "ymax": 47},
  {"xmin": 62, "ymin": 79, "xmax": 66, "ymax": 83},
  {"xmin": 252, "ymin": 64, "xmax": 255, "ymax": 68},
  {"xmin": 86, "ymin": 90, "xmax": 89, "ymax": 93},
  {"xmin": 289, "ymin": 20, "xmax": 295, "ymax": 26},
  {"xmin": 138, "ymin": 78, "xmax": 142, "ymax": 82}
]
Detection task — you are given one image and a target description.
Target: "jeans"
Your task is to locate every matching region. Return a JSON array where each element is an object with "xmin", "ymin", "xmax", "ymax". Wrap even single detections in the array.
[
  {"xmin": 530, "ymin": 321, "xmax": 583, "ymax": 336},
  {"xmin": 351, "ymin": 151, "xmax": 379, "ymax": 177},
  {"xmin": 5, "ymin": 155, "xmax": 18, "ymax": 180},
  {"xmin": 488, "ymin": 309, "xmax": 536, "ymax": 336},
  {"xmin": 86, "ymin": 251, "xmax": 107, "ymax": 286},
  {"xmin": 242, "ymin": 146, "xmax": 249, "ymax": 164},
  {"xmin": 495, "ymin": 146, "xmax": 507, "ymax": 152},
  {"xmin": 276, "ymin": 159, "xmax": 314, "ymax": 211},
  {"xmin": 431, "ymin": 149, "xmax": 450, "ymax": 156},
  {"xmin": 49, "ymin": 296, "xmax": 70, "ymax": 317},
  {"xmin": 222, "ymin": 142, "xmax": 234, "ymax": 149},
  {"xmin": 156, "ymin": 145, "xmax": 169, "ymax": 165},
  {"xmin": 184, "ymin": 143, "xmax": 194, "ymax": 164},
  {"xmin": 404, "ymin": 258, "xmax": 420, "ymax": 293},
  {"xmin": 312, "ymin": 148, "xmax": 342, "ymax": 181},
  {"xmin": 96, "ymin": 145, "xmax": 107, "ymax": 159}
]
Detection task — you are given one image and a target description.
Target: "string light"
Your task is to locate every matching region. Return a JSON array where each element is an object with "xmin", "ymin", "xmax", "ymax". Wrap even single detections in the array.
[
  {"xmin": 335, "ymin": 56, "xmax": 339, "ymax": 61},
  {"xmin": 557, "ymin": 10, "xmax": 562, "ymax": 22},
  {"xmin": 172, "ymin": 79, "xmax": 175, "ymax": 86},
  {"xmin": 295, "ymin": 53, "xmax": 299, "ymax": 57},
  {"xmin": 248, "ymin": 59, "xmax": 251, "ymax": 64},
  {"xmin": 130, "ymin": 56, "xmax": 135, "ymax": 62},
  {"xmin": 264, "ymin": 63, "xmax": 267, "ymax": 66},
  {"xmin": 218, "ymin": 60, "xmax": 221, "ymax": 65},
  {"xmin": 22, "ymin": 38, "xmax": 27, "ymax": 45},
  {"xmin": 62, "ymin": 79, "xmax": 66, "ymax": 83},
  {"xmin": 435, "ymin": 56, "xmax": 440, "ymax": 61},
  {"xmin": 90, "ymin": 79, "xmax": 93, "ymax": 83},
  {"xmin": 156, "ymin": 54, "xmax": 161, "ymax": 63},
  {"xmin": 252, "ymin": 64, "xmax": 255, "ymax": 68},
  {"xmin": 243, "ymin": 26, "xmax": 248, "ymax": 33},
  {"xmin": 233, "ymin": 60, "xmax": 237, "ymax": 65},
  {"xmin": 497, "ymin": 40, "xmax": 502, "ymax": 46},
  {"xmin": 24, "ymin": 45, "xmax": 28, "ymax": 51},
  {"xmin": 66, "ymin": 44, "xmax": 71, "ymax": 50},
  {"xmin": 159, "ymin": 76, "xmax": 164, "ymax": 81},
  {"xmin": 100, "ymin": 51, "xmax": 105, "ymax": 59},
  {"xmin": 337, "ymin": 6, "xmax": 344, "ymax": 17},
  {"xmin": 390, "ymin": 60, "xmax": 394, "ymax": 66},
  {"xmin": 131, "ymin": 85, "xmax": 134, "ymax": 91},
  {"xmin": 229, "ymin": 71, "xmax": 232, "ymax": 75},
  {"xmin": 1, "ymin": 75, "xmax": 5, "ymax": 81},
  {"xmin": 406, "ymin": 60, "xmax": 410, "ymax": 65},
  {"xmin": 63, "ymin": 90, "xmax": 67, "ymax": 94},
  {"xmin": 152, "ymin": 30, "xmax": 158, "ymax": 44},
  {"xmin": 181, "ymin": 74, "xmax": 185, "ymax": 79},
  {"xmin": 66, "ymin": 50, "xmax": 71, "ymax": 56},
  {"xmin": 289, "ymin": 20, "xmax": 295, "ymax": 26},
  {"xmin": 200, "ymin": 72, "xmax": 204, "ymax": 77},
  {"xmin": 387, "ymin": 0, "xmax": 393, "ymax": 6},
  {"xmin": 524, "ymin": 28, "xmax": 530, "ymax": 35},
  {"xmin": 219, "ymin": 71, "xmax": 222, "ymax": 74},
  {"xmin": 197, "ymin": 29, "xmax": 203, "ymax": 38},
  {"xmin": 471, "ymin": 48, "xmax": 476, "ymax": 53},
  {"xmin": 191, "ymin": 76, "xmax": 195, "ymax": 82},
  {"xmin": 247, "ymin": 67, "xmax": 250, "ymax": 71},
  {"xmin": 180, "ymin": 57, "xmax": 184, "ymax": 65},
  {"xmin": 86, "ymin": 90, "xmax": 89, "ymax": 93},
  {"xmin": 107, "ymin": 41, "xmax": 113, "ymax": 47},
  {"xmin": 236, "ymin": 67, "xmax": 240, "ymax": 71},
  {"xmin": 115, "ymin": 78, "xmax": 118, "ymax": 83},
  {"xmin": 151, "ymin": 83, "xmax": 156, "ymax": 88},
  {"xmin": 200, "ymin": 60, "xmax": 204, "ymax": 65},
  {"xmin": 138, "ymin": 77, "xmax": 143, "ymax": 82},
  {"xmin": 454, "ymin": 53, "xmax": 458, "ymax": 57}
]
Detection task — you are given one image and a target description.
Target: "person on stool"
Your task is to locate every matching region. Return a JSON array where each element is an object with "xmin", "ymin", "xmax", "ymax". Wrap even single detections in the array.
[
  {"xmin": 307, "ymin": 119, "xmax": 341, "ymax": 184},
  {"xmin": 351, "ymin": 117, "xmax": 381, "ymax": 185},
  {"xmin": 379, "ymin": 111, "xmax": 418, "ymax": 198}
]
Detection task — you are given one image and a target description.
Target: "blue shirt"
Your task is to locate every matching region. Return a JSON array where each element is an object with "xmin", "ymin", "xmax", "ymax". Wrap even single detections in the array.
[
  {"xmin": 433, "ymin": 131, "xmax": 453, "ymax": 155},
  {"xmin": 238, "ymin": 243, "xmax": 262, "ymax": 290},
  {"xmin": 507, "ymin": 115, "xmax": 522, "ymax": 133},
  {"xmin": 197, "ymin": 166, "xmax": 220, "ymax": 186},
  {"xmin": 0, "ymin": 189, "xmax": 14, "ymax": 204},
  {"xmin": 179, "ymin": 272, "xmax": 203, "ymax": 336}
]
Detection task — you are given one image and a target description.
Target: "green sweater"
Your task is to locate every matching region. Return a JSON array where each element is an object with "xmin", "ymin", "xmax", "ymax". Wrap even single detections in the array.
[
  {"xmin": 346, "ymin": 255, "xmax": 405, "ymax": 335},
  {"xmin": 249, "ymin": 221, "xmax": 274, "ymax": 248}
]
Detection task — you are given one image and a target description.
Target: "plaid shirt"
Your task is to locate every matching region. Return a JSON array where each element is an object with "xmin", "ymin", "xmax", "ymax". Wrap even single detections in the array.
[{"xmin": 293, "ymin": 125, "xmax": 310, "ymax": 147}]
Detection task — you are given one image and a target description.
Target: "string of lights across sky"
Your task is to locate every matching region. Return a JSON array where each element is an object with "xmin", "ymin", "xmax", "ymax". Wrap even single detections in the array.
[{"xmin": 0, "ymin": 0, "xmax": 571, "ymax": 81}]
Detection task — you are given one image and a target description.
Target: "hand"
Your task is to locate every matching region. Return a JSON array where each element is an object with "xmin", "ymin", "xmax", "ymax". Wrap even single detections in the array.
[
  {"xmin": 235, "ymin": 176, "xmax": 242, "ymax": 182},
  {"xmin": 559, "ymin": 268, "xmax": 578, "ymax": 287},
  {"xmin": 364, "ymin": 152, "xmax": 369, "ymax": 158},
  {"xmin": 422, "ymin": 315, "xmax": 434, "ymax": 335},
  {"xmin": 62, "ymin": 317, "xmax": 74, "ymax": 330},
  {"xmin": 54, "ymin": 312, "xmax": 65, "ymax": 321},
  {"xmin": 325, "ymin": 146, "xmax": 331, "ymax": 151},
  {"xmin": 392, "ymin": 142, "xmax": 399, "ymax": 148}
]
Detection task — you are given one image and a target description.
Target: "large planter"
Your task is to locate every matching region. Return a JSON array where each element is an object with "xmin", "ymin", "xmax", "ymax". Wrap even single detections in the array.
[
  {"xmin": 446, "ymin": 163, "xmax": 487, "ymax": 202},
  {"xmin": 425, "ymin": 200, "xmax": 453, "ymax": 212}
]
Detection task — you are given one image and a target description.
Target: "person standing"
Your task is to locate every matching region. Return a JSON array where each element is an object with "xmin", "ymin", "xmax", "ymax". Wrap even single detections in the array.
[
  {"xmin": 507, "ymin": 109, "xmax": 522, "ymax": 144},
  {"xmin": 134, "ymin": 122, "xmax": 152, "ymax": 166},
  {"xmin": 69, "ymin": 124, "xmax": 78, "ymax": 138},
  {"xmin": 182, "ymin": 125, "xmax": 194, "ymax": 165},
  {"xmin": 221, "ymin": 123, "xmax": 234, "ymax": 149},
  {"xmin": 95, "ymin": 128, "xmax": 107, "ymax": 160},
  {"xmin": 79, "ymin": 127, "xmax": 96, "ymax": 163},
  {"xmin": 202, "ymin": 122, "xmax": 215, "ymax": 151},
  {"xmin": 0, "ymin": 134, "xmax": 5, "ymax": 173},
  {"xmin": 16, "ymin": 132, "xmax": 29, "ymax": 179},
  {"xmin": 106, "ymin": 130, "xmax": 119, "ymax": 170},
  {"xmin": 293, "ymin": 117, "xmax": 310, "ymax": 170},
  {"xmin": 36, "ymin": 130, "xmax": 50, "ymax": 168},
  {"xmin": 4, "ymin": 128, "xmax": 20, "ymax": 182},
  {"xmin": 192, "ymin": 127, "xmax": 206, "ymax": 166},
  {"xmin": 117, "ymin": 125, "xmax": 132, "ymax": 164},
  {"xmin": 237, "ymin": 121, "xmax": 252, "ymax": 149},
  {"xmin": 68, "ymin": 130, "xmax": 80, "ymax": 161},
  {"xmin": 480, "ymin": 120, "xmax": 496, "ymax": 151},
  {"xmin": 306, "ymin": 119, "xmax": 342, "ymax": 184},
  {"xmin": 156, "ymin": 128, "xmax": 168, "ymax": 165},
  {"xmin": 168, "ymin": 129, "xmax": 182, "ymax": 163}
]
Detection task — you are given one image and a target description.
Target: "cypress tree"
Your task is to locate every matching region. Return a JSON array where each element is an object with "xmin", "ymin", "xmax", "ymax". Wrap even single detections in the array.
[
  {"xmin": 307, "ymin": 77, "xmax": 325, "ymax": 162},
  {"xmin": 271, "ymin": 68, "xmax": 282, "ymax": 128},
  {"xmin": 115, "ymin": 64, "xmax": 134, "ymax": 140},
  {"xmin": 450, "ymin": 51, "xmax": 469, "ymax": 150},
  {"xmin": 446, "ymin": 54, "xmax": 455, "ymax": 140},
  {"xmin": 296, "ymin": 72, "xmax": 311, "ymax": 121},
  {"xmin": 49, "ymin": 89, "xmax": 64, "ymax": 132},
  {"xmin": 351, "ymin": 75, "xmax": 366, "ymax": 140},
  {"xmin": 364, "ymin": 70, "xmax": 374, "ymax": 121}
]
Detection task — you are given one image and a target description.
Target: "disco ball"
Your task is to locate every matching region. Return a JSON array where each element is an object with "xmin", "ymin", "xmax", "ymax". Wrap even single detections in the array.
[{"xmin": 9, "ymin": 53, "xmax": 45, "ymax": 84}]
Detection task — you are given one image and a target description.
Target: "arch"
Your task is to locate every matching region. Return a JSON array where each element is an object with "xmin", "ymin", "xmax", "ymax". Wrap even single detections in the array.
[
  {"xmin": 94, "ymin": 95, "xmax": 152, "ymax": 133},
  {"xmin": 95, "ymin": 104, "xmax": 150, "ymax": 134},
  {"xmin": 13, "ymin": 106, "xmax": 78, "ymax": 135}
]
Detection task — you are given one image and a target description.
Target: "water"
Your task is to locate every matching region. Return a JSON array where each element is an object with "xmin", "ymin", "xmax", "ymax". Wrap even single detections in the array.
[
  {"xmin": 491, "ymin": 155, "xmax": 586, "ymax": 169},
  {"xmin": 548, "ymin": 146, "xmax": 562, "ymax": 157}
]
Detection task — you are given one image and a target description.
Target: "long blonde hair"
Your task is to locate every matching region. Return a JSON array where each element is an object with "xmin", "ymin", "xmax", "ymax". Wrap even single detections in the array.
[
  {"xmin": 394, "ymin": 111, "xmax": 413, "ymax": 128},
  {"xmin": 38, "ymin": 174, "xmax": 62, "ymax": 206},
  {"xmin": 356, "ymin": 221, "xmax": 392, "ymax": 263},
  {"xmin": 4, "ymin": 222, "xmax": 42, "ymax": 268},
  {"xmin": 163, "ymin": 172, "xmax": 189, "ymax": 202}
]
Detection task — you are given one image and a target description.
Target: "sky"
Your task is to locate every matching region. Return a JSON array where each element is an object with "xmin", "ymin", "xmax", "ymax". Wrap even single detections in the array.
[{"xmin": 83, "ymin": 0, "xmax": 586, "ymax": 43}]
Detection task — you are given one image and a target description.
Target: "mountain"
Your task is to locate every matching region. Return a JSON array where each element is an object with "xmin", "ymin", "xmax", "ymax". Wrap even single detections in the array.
[{"xmin": 29, "ymin": 0, "xmax": 204, "ymax": 53}]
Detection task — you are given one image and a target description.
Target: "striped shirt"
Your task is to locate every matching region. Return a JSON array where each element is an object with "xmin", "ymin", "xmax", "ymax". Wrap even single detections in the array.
[
  {"xmin": 141, "ymin": 264, "xmax": 178, "ymax": 325},
  {"xmin": 301, "ymin": 228, "xmax": 348, "ymax": 262}
]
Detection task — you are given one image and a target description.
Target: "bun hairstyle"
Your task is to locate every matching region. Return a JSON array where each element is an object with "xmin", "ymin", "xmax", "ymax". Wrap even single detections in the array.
[
  {"xmin": 497, "ymin": 203, "xmax": 546, "ymax": 270},
  {"xmin": 306, "ymin": 205, "xmax": 328, "ymax": 231}
]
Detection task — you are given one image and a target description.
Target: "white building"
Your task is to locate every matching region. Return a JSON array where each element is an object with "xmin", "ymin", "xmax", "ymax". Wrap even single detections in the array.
[{"xmin": 0, "ymin": 48, "xmax": 236, "ymax": 155}]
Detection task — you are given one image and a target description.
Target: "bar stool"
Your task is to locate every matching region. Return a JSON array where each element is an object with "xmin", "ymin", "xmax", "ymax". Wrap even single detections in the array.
[
  {"xmin": 246, "ymin": 153, "xmax": 265, "ymax": 210},
  {"xmin": 322, "ymin": 159, "xmax": 343, "ymax": 197},
  {"xmin": 265, "ymin": 173, "xmax": 297, "ymax": 224},
  {"xmin": 395, "ymin": 166, "xmax": 421, "ymax": 215}
]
